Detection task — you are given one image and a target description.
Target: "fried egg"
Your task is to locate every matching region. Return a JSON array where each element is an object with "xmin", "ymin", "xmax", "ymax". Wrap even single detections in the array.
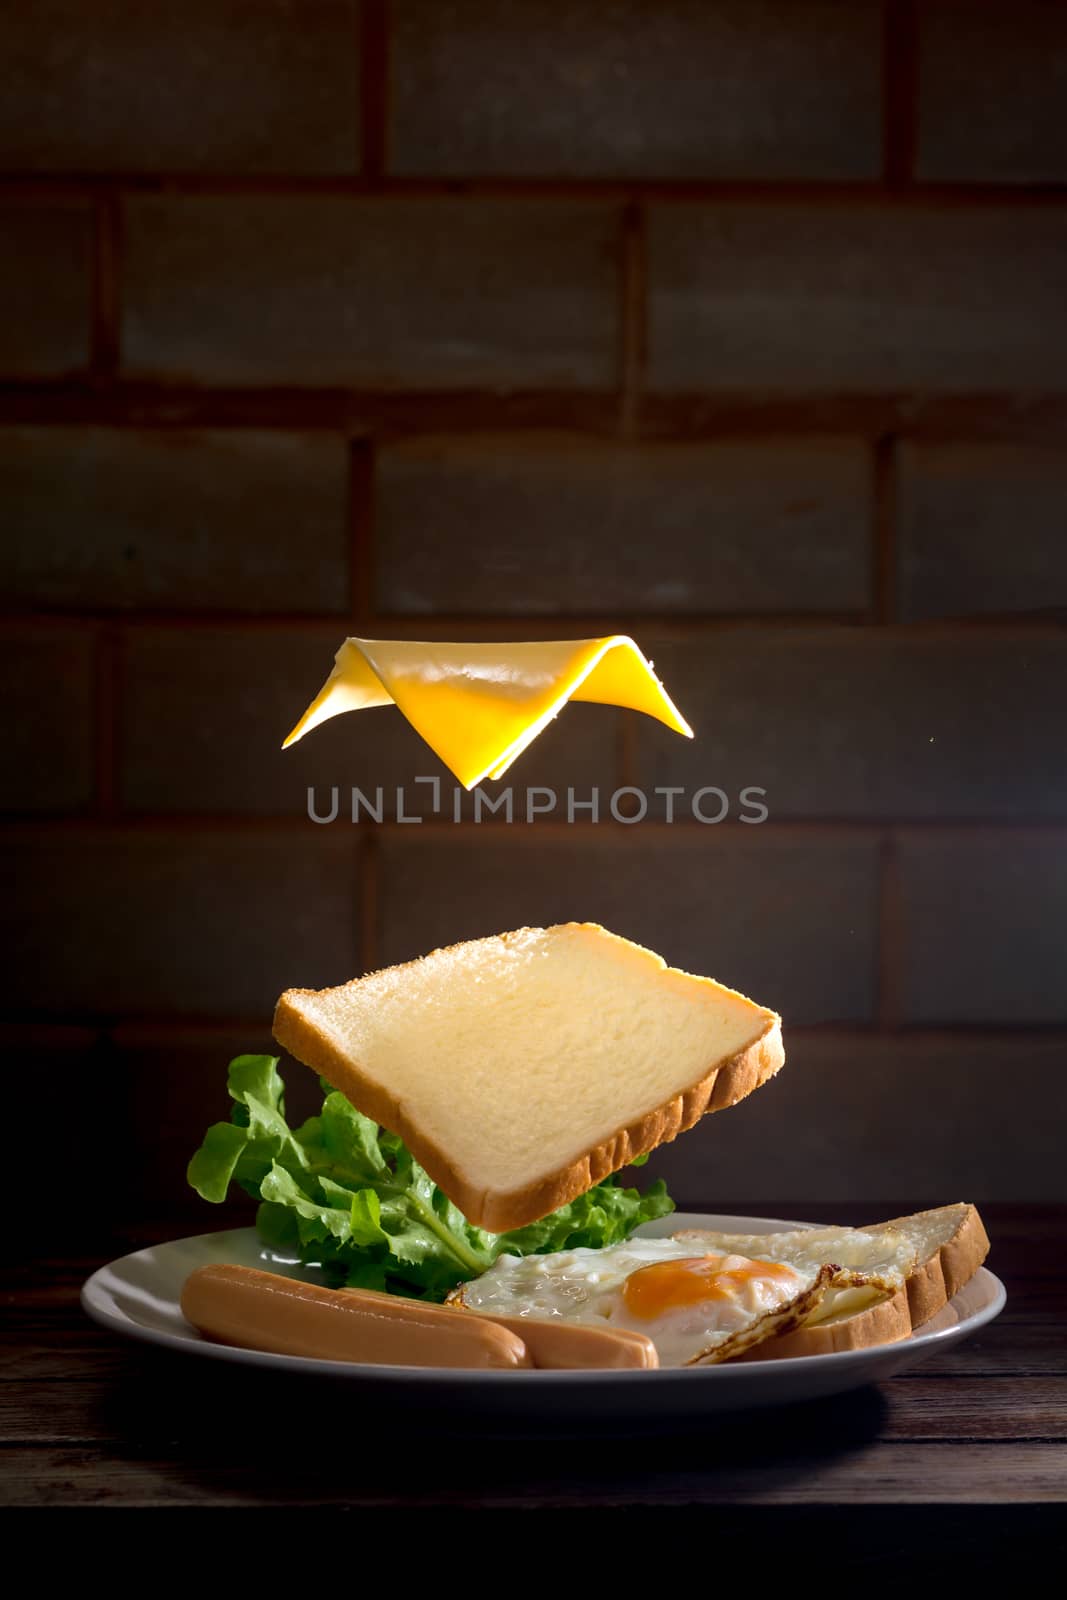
[
  {"xmin": 450, "ymin": 1236, "xmax": 834, "ymax": 1366},
  {"xmin": 672, "ymin": 1225, "xmax": 919, "ymax": 1315},
  {"xmin": 672, "ymin": 1226, "xmax": 917, "ymax": 1284}
]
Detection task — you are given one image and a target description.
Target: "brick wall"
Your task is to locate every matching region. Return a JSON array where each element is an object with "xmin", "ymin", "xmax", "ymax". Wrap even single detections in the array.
[{"xmin": 2, "ymin": 1, "xmax": 1066, "ymax": 1237}]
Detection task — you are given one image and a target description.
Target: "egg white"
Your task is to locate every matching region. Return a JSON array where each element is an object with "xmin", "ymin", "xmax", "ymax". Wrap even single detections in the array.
[
  {"xmin": 671, "ymin": 1225, "xmax": 919, "ymax": 1291},
  {"xmin": 450, "ymin": 1237, "xmax": 832, "ymax": 1366}
]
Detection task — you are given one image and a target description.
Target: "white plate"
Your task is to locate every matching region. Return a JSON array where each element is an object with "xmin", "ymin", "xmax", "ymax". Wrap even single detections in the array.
[{"xmin": 81, "ymin": 1212, "xmax": 1006, "ymax": 1420}]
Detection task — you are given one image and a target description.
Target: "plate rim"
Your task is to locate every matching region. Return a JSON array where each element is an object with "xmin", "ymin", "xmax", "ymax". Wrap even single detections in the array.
[{"xmin": 80, "ymin": 1215, "xmax": 1007, "ymax": 1384}]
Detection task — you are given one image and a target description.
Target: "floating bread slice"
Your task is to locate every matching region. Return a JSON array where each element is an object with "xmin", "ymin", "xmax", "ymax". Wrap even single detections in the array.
[
  {"xmin": 273, "ymin": 922, "xmax": 783, "ymax": 1233},
  {"xmin": 688, "ymin": 1203, "xmax": 990, "ymax": 1361}
]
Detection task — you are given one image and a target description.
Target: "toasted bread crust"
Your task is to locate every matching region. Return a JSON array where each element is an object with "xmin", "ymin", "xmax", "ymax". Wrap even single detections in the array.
[
  {"xmin": 737, "ymin": 1284, "xmax": 913, "ymax": 1361},
  {"xmin": 862, "ymin": 1203, "xmax": 990, "ymax": 1330},
  {"xmin": 273, "ymin": 987, "xmax": 784, "ymax": 1234},
  {"xmin": 738, "ymin": 1202, "xmax": 990, "ymax": 1361}
]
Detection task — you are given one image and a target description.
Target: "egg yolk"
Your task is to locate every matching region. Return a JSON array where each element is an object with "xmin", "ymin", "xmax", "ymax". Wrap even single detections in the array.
[{"xmin": 621, "ymin": 1254, "xmax": 797, "ymax": 1319}]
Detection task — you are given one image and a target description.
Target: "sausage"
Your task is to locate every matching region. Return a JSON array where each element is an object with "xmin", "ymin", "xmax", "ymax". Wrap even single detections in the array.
[
  {"xmin": 181, "ymin": 1264, "xmax": 531, "ymax": 1370},
  {"xmin": 465, "ymin": 1312, "xmax": 658, "ymax": 1369}
]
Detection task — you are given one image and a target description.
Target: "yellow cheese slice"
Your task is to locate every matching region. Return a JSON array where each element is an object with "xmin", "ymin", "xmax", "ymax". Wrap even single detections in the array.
[{"xmin": 283, "ymin": 636, "xmax": 693, "ymax": 790}]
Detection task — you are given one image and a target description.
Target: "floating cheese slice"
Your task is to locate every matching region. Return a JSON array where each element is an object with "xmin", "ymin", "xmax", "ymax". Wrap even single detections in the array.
[{"xmin": 282, "ymin": 636, "xmax": 693, "ymax": 790}]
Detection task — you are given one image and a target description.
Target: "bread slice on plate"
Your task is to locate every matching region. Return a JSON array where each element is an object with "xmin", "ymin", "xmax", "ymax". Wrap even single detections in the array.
[
  {"xmin": 273, "ymin": 922, "xmax": 783, "ymax": 1233},
  {"xmin": 679, "ymin": 1203, "xmax": 990, "ymax": 1361},
  {"xmin": 861, "ymin": 1202, "xmax": 991, "ymax": 1331}
]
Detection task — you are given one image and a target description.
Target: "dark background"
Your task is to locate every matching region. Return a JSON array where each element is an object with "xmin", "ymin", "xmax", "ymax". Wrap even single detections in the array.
[{"xmin": 2, "ymin": 0, "xmax": 1065, "ymax": 1242}]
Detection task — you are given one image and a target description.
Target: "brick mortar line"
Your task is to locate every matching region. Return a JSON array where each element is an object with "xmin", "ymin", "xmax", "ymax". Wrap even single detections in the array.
[
  {"xmin": 4, "ymin": 387, "xmax": 1067, "ymax": 441},
  {"xmin": 359, "ymin": 0, "xmax": 389, "ymax": 184},
  {"xmin": 617, "ymin": 709, "xmax": 637, "ymax": 793},
  {"xmin": 619, "ymin": 201, "xmax": 645, "ymax": 436},
  {"xmin": 92, "ymin": 625, "xmax": 120, "ymax": 820},
  {"xmin": 359, "ymin": 828, "xmax": 378, "ymax": 971},
  {"xmin": 877, "ymin": 830, "xmax": 902, "ymax": 1028},
  {"xmin": 3, "ymin": 176, "xmax": 1067, "ymax": 205},
  {"xmin": 89, "ymin": 191, "xmax": 120, "ymax": 379},
  {"xmin": 0, "ymin": 387, "xmax": 623, "ymax": 437},
  {"xmin": 641, "ymin": 395, "xmax": 1067, "ymax": 443},
  {"xmin": 883, "ymin": 0, "xmax": 918, "ymax": 188},
  {"xmin": 348, "ymin": 438, "xmax": 375, "ymax": 624},
  {"xmin": 4, "ymin": 817, "xmax": 1067, "ymax": 838},
  {"xmin": 874, "ymin": 435, "xmax": 898, "ymax": 624},
  {"xmin": 362, "ymin": 818, "xmax": 1067, "ymax": 839},
  {"xmin": 5, "ymin": 612, "xmax": 1065, "ymax": 639}
]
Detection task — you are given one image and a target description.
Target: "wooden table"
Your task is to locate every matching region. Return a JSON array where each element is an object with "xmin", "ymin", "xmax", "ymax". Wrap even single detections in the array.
[{"xmin": 3, "ymin": 1204, "xmax": 1064, "ymax": 1550}]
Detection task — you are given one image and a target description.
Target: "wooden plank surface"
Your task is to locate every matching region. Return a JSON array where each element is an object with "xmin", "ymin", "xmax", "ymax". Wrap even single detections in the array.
[
  {"xmin": 1, "ymin": 1443, "xmax": 1064, "ymax": 1510},
  {"xmin": 2, "ymin": 1204, "xmax": 1065, "ymax": 1513},
  {"xmin": 3, "ymin": 1376, "xmax": 1066, "ymax": 1448}
]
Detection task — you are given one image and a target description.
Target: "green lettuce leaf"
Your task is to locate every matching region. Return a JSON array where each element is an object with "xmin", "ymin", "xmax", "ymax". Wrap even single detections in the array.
[{"xmin": 188, "ymin": 1055, "xmax": 675, "ymax": 1301}]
